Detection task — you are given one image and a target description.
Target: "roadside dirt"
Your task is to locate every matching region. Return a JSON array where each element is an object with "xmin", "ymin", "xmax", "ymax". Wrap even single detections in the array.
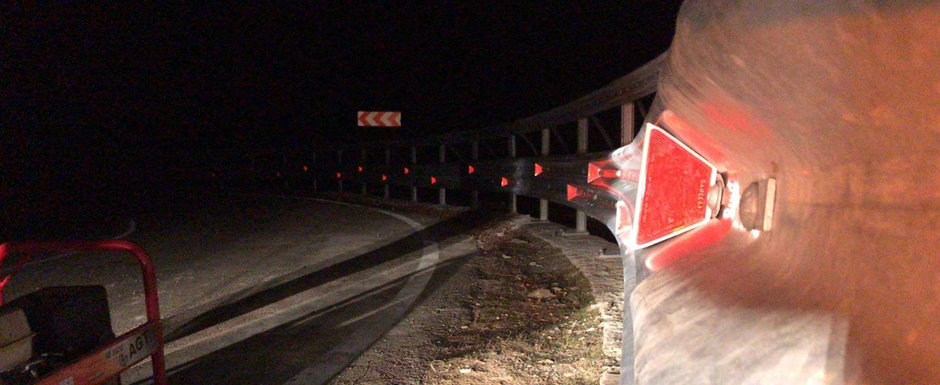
[{"xmin": 331, "ymin": 217, "xmax": 609, "ymax": 384}]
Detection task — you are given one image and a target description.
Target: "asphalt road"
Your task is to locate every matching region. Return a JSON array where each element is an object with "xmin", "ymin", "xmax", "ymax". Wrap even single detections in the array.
[{"xmin": 2, "ymin": 194, "xmax": 482, "ymax": 384}]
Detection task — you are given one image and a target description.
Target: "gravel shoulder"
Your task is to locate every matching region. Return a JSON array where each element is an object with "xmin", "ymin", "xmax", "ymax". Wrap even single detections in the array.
[{"xmin": 331, "ymin": 215, "xmax": 619, "ymax": 385}]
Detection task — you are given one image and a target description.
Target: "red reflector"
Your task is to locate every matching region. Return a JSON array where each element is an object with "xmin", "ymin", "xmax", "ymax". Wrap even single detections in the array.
[
  {"xmin": 587, "ymin": 161, "xmax": 618, "ymax": 184},
  {"xmin": 534, "ymin": 163, "xmax": 543, "ymax": 176},
  {"xmin": 431, "ymin": 176, "xmax": 437, "ymax": 184},
  {"xmin": 276, "ymin": 172, "xmax": 281, "ymax": 177},
  {"xmin": 566, "ymin": 185, "xmax": 595, "ymax": 201},
  {"xmin": 303, "ymin": 165, "xmax": 309, "ymax": 172},
  {"xmin": 500, "ymin": 177, "xmax": 510, "ymax": 187},
  {"xmin": 357, "ymin": 166, "xmax": 363, "ymax": 172},
  {"xmin": 382, "ymin": 174, "xmax": 388, "ymax": 181},
  {"xmin": 336, "ymin": 172, "xmax": 342, "ymax": 179},
  {"xmin": 566, "ymin": 185, "xmax": 579, "ymax": 201},
  {"xmin": 587, "ymin": 162, "xmax": 601, "ymax": 183},
  {"xmin": 633, "ymin": 123, "xmax": 717, "ymax": 248},
  {"xmin": 468, "ymin": 165, "xmax": 475, "ymax": 174},
  {"xmin": 404, "ymin": 167, "xmax": 410, "ymax": 174}
]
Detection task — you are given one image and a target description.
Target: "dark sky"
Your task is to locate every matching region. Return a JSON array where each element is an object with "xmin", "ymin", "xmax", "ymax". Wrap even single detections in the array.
[{"xmin": 4, "ymin": 2, "xmax": 682, "ymax": 164}]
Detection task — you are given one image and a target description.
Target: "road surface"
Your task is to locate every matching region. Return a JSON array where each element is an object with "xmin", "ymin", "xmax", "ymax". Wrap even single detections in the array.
[{"xmin": 3, "ymin": 194, "xmax": 481, "ymax": 384}]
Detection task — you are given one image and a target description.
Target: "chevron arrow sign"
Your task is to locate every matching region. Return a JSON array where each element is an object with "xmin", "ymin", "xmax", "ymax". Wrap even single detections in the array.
[{"xmin": 357, "ymin": 111, "xmax": 402, "ymax": 127}]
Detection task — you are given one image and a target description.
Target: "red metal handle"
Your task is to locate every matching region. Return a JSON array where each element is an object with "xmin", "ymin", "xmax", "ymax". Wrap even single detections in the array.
[{"xmin": 0, "ymin": 240, "xmax": 168, "ymax": 385}]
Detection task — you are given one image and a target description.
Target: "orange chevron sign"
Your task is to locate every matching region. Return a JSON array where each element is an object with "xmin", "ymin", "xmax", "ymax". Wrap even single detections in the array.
[{"xmin": 357, "ymin": 111, "xmax": 402, "ymax": 127}]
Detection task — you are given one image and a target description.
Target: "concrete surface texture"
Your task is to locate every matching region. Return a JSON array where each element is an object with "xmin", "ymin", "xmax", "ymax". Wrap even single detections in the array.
[{"xmin": 633, "ymin": 1, "xmax": 940, "ymax": 384}]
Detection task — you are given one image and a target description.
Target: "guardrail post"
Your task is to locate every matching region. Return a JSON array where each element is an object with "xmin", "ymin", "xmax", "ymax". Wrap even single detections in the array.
[
  {"xmin": 621, "ymin": 102, "xmax": 635, "ymax": 145},
  {"xmin": 508, "ymin": 135, "xmax": 517, "ymax": 214},
  {"xmin": 360, "ymin": 149, "xmax": 367, "ymax": 195},
  {"xmin": 384, "ymin": 147, "xmax": 391, "ymax": 198},
  {"xmin": 471, "ymin": 140, "xmax": 479, "ymax": 208},
  {"xmin": 337, "ymin": 150, "xmax": 344, "ymax": 193},
  {"xmin": 438, "ymin": 143, "xmax": 446, "ymax": 206},
  {"xmin": 539, "ymin": 129, "xmax": 550, "ymax": 221},
  {"xmin": 410, "ymin": 146, "xmax": 418, "ymax": 202},
  {"xmin": 576, "ymin": 118, "xmax": 588, "ymax": 233}
]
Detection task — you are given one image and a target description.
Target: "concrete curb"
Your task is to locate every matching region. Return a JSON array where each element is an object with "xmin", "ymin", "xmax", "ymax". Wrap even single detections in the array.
[{"xmin": 521, "ymin": 219, "xmax": 626, "ymax": 385}]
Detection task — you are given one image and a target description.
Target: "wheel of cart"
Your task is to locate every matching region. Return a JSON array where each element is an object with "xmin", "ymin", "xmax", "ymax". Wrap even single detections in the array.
[{"xmin": 0, "ymin": 240, "xmax": 167, "ymax": 385}]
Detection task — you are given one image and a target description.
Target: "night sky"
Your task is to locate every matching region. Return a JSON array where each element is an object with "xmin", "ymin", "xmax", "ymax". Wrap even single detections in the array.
[
  {"xmin": 6, "ymin": 2, "xmax": 681, "ymax": 161},
  {"xmin": 3, "ymin": 2, "xmax": 682, "ymax": 232}
]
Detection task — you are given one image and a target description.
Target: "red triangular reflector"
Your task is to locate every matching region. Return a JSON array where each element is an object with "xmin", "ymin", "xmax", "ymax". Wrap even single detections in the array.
[
  {"xmin": 431, "ymin": 176, "xmax": 437, "ymax": 184},
  {"xmin": 588, "ymin": 161, "xmax": 618, "ymax": 184},
  {"xmin": 468, "ymin": 165, "xmax": 475, "ymax": 174},
  {"xmin": 534, "ymin": 163, "xmax": 543, "ymax": 176},
  {"xmin": 587, "ymin": 162, "xmax": 602, "ymax": 184},
  {"xmin": 404, "ymin": 167, "xmax": 410, "ymax": 174},
  {"xmin": 566, "ymin": 185, "xmax": 579, "ymax": 201},
  {"xmin": 382, "ymin": 174, "xmax": 388, "ymax": 181},
  {"xmin": 500, "ymin": 177, "xmax": 510, "ymax": 187}
]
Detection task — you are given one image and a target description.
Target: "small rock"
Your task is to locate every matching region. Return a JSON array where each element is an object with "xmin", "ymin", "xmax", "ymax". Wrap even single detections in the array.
[
  {"xmin": 501, "ymin": 254, "xmax": 512, "ymax": 259},
  {"xmin": 509, "ymin": 238, "xmax": 528, "ymax": 244},
  {"xmin": 550, "ymin": 287, "xmax": 564, "ymax": 294},
  {"xmin": 495, "ymin": 232, "xmax": 504, "ymax": 237},
  {"xmin": 537, "ymin": 359, "xmax": 555, "ymax": 365},
  {"xmin": 459, "ymin": 368, "xmax": 472, "ymax": 374},
  {"xmin": 460, "ymin": 325, "xmax": 469, "ymax": 329},
  {"xmin": 527, "ymin": 288, "xmax": 555, "ymax": 299},
  {"xmin": 586, "ymin": 327, "xmax": 596, "ymax": 332}
]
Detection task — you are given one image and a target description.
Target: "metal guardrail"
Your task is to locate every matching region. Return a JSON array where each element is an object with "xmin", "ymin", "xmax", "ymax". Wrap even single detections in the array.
[
  {"xmin": 302, "ymin": 52, "xmax": 665, "ymax": 235},
  {"xmin": 293, "ymin": 54, "xmax": 665, "ymax": 385}
]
